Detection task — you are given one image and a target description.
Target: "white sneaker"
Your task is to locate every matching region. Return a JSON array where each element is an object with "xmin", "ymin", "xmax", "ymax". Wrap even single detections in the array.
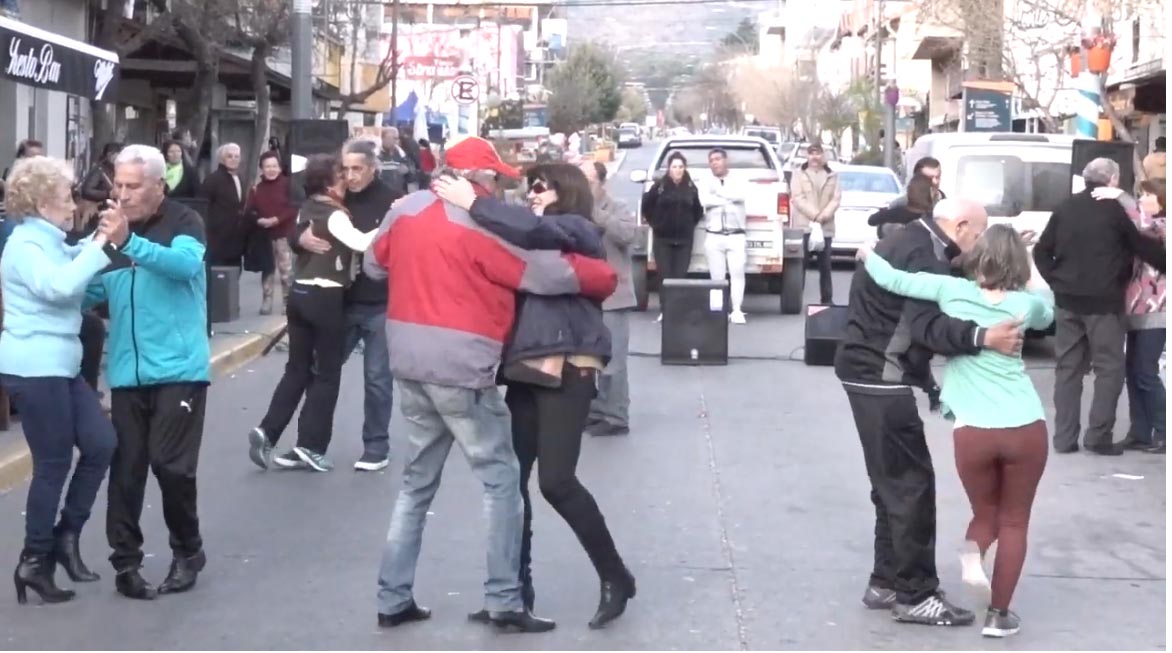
[
  {"xmin": 730, "ymin": 310, "xmax": 747, "ymax": 324},
  {"xmin": 960, "ymin": 540, "xmax": 991, "ymax": 604}
]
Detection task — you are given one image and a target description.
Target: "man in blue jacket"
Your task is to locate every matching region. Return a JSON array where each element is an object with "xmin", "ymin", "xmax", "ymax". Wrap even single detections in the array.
[{"xmin": 88, "ymin": 144, "xmax": 210, "ymax": 600}]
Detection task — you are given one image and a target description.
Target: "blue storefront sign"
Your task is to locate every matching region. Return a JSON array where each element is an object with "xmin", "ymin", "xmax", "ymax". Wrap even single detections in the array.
[{"xmin": 962, "ymin": 87, "xmax": 1012, "ymax": 132}]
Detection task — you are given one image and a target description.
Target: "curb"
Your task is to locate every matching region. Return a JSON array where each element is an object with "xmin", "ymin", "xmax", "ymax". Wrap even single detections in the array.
[{"xmin": 0, "ymin": 319, "xmax": 288, "ymax": 494}]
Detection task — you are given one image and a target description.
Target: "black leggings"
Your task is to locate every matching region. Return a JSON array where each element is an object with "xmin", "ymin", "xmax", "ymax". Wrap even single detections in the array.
[
  {"xmin": 652, "ymin": 236, "xmax": 694, "ymax": 280},
  {"xmin": 259, "ymin": 284, "xmax": 347, "ymax": 454},
  {"xmin": 79, "ymin": 311, "xmax": 106, "ymax": 391},
  {"xmin": 506, "ymin": 363, "xmax": 626, "ymax": 594}
]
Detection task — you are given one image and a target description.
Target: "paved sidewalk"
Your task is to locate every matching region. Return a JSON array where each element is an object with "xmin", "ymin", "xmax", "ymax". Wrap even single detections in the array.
[{"xmin": 0, "ymin": 271, "xmax": 285, "ymax": 492}]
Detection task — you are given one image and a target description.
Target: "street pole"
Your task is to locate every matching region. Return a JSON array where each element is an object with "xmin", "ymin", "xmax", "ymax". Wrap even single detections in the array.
[
  {"xmin": 390, "ymin": 0, "xmax": 400, "ymax": 121},
  {"xmin": 873, "ymin": 0, "xmax": 883, "ymax": 151},
  {"xmin": 291, "ymin": 0, "xmax": 313, "ymax": 119}
]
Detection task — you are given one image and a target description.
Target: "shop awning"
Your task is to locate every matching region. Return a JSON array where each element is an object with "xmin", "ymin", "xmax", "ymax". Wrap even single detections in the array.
[{"xmin": 0, "ymin": 15, "xmax": 119, "ymax": 101}]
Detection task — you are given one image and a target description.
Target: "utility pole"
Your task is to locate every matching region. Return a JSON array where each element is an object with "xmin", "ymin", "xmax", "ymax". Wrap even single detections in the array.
[
  {"xmin": 291, "ymin": 0, "xmax": 313, "ymax": 119},
  {"xmin": 390, "ymin": 0, "xmax": 400, "ymax": 119}
]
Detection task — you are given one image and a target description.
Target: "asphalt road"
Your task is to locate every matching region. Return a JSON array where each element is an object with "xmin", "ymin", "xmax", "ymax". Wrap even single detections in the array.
[{"xmin": 0, "ymin": 143, "xmax": 1164, "ymax": 650}]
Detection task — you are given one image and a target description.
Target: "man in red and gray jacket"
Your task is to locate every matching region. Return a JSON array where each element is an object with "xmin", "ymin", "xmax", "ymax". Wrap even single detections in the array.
[{"xmin": 362, "ymin": 136, "xmax": 617, "ymax": 633}]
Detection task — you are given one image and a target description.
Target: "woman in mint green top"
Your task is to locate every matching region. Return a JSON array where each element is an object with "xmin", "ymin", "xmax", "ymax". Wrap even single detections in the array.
[
  {"xmin": 859, "ymin": 223, "xmax": 1053, "ymax": 638},
  {"xmin": 0, "ymin": 156, "xmax": 117, "ymax": 606}
]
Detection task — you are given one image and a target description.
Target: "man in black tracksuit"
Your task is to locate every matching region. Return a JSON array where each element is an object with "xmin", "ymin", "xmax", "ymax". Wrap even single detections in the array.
[{"xmin": 834, "ymin": 198, "xmax": 1022, "ymax": 626}]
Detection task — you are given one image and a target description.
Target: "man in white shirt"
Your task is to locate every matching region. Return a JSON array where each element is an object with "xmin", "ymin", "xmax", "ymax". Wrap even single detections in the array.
[{"xmin": 698, "ymin": 148, "xmax": 750, "ymax": 323}]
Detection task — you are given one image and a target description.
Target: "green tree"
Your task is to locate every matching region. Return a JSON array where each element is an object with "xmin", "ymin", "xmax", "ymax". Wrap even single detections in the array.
[
  {"xmin": 720, "ymin": 18, "xmax": 759, "ymax": 55},
  {"xmin": 546, "ymin": 42, "xmax": 624, "ymax": 133},
  {"xmin": 615, "ymin": 87, "xmax": 649, "ymax": 123}
]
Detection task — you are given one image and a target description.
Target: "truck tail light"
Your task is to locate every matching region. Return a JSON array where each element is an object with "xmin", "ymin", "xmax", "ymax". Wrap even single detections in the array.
[{"xmin": 777, "ymin": 192, "xmax": 790, "ymax": 219}]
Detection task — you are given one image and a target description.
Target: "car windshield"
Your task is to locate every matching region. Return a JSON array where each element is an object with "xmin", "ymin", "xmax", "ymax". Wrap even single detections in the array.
[
  {"xmin": 839, "ymin": 170, "xmax": 901, "ymax": 194},
  {"xmin": 954, "ymin": 155, "xmax": 1070, "ymax": 217},
  {"xmin": 746, "ymin": 130, "xmax": 779, "ymax": 143},
  {"xmin": 656, "ymin": 144, "xmax": 775, "ymax": 171}
]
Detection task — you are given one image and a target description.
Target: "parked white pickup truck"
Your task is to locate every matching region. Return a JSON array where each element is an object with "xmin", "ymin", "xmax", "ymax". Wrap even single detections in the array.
[{"xmin": 628, "ymin": 135, "xmax": 807, "ymax": 313}]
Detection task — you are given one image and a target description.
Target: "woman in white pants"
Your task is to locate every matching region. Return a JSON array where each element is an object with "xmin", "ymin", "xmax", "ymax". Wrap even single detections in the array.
[{"xmin": 699, "ymin": 149, "xmax": 749, "ymax": 323}]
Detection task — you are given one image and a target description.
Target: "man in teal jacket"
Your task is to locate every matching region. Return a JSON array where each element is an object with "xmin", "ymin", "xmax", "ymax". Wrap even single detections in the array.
[{"xmin": 87, "ymin": 144, "xmax": 210, "ymax": 600}]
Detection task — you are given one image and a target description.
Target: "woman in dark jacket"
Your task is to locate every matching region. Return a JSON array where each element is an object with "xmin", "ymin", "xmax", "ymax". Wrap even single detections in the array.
[
  {"xmin": 641, "ymin": 151, "xmax": 702, "ymax": 283},
  {"xmin": 78, "ymin": 142, "xmax": 121, "ymax": 204},
  {"xmin": 162, "ymin": 140, "xmax": 200, "ymax": 199},
  {"xmin": 867, "ymin": 175, "xmax": 936, "ymax": 238},
  {"xmin": 434, "ymin": 163, "xmax": 635, "ymax": 629}
]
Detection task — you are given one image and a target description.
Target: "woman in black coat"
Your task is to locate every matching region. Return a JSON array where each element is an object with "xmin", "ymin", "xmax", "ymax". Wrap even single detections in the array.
[
  {"xmin": 434, "ymin": 164, "xmax": 635, "ymax": 630},
  {"xmin": 640, "ymin": 151, "xmax": 702, "ymax": 289}
]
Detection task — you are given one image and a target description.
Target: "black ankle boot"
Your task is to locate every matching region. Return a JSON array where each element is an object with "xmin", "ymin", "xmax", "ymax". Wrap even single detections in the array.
[
  {"xmin": 115, "ymin": 568, "xmax": 157, "ymax": 600},
  {"xmin": 14, "ymin": 551, "xmax": 75, "ymax": 605},
  {"xmin": 54, "ymin": 530, "xmax": 100, "ymax": 582},
  {"xmin": 158, "ymin": 550, "xmax": 206, "ymax": 595},
  {"xmin": 588, "ymin": 568, "xmax": 636, "ymax": 629}
]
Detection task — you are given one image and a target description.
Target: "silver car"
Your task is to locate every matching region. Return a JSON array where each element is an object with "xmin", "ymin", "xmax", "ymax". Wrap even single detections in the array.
[{"xmin": 829, "ymin": 164, "xmax": 904, "ymax": 256}]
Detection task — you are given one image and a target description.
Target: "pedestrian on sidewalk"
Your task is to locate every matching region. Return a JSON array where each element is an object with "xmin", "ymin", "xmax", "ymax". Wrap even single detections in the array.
[
  {"xmin": 699, "ymin": 148, "xmax": 751, "ymax": 323},
  {"xmin": 248, "ymin": 154, "xmax": 377, "ymax": 473},
  {"xmin": 834, "ymin": 198, "xmax": 1025, "ymax": 627},
  {"xmin": 1093, "ymin": 178, "xmax": 1167, "ymax": 454},
  {"xmin": 858, "ymin": 223, "xmax": 1055, "ymax": 638},
  {"xmin": 243, "ymin": 151, "xmax": 296, "ymax": 315},
  {"xmin": 201, "ymin": 143, "xmax": 248, "ymax": 268},
  {"xmin": 293, "ymin": 139, "xmax": 397, "ymax": 471},
  {"xmin": 791, "ymin": 140, "xmax": 841, "ymax": 305},
  {"xmin": 364, "ymin": 135, "xmax": 616, "ymax": 633},
  {"xmin": 90, "ymin": 145, "xmax": 211, "ymax": 600},
  {"xmin": 162, "ymin": 140, "xmax": 200, "ymax": 200},
  {"xmin": 641, "ymin": 152, "xmax": 702, "ymax": 320},
  {"xmin": 581, "ymin": 160, "xmax": 637, "ymax": 437},
  {"xmin": 0, "ymin": 156, "xmax": 117, "ymax": 605},
  {"xmin": 1032, "ymin": 158, "xmax": 1166, "ymax": 455},
  {"xmin": 436, "ymin": 163, "xmax": 636, "ymax": 629}
]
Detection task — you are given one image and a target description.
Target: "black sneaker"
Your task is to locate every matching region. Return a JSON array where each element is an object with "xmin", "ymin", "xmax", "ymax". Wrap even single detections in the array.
[
  {"xmin": 293, "ymin": 446, "xmax": 334, "ymax": 472},
  {"xmin": 1087, "ymin": 443, "xmax": 1124, "ymax": 456},
  {"xmin": 273, "ymin": 450, "xmax": 308, "ymax": 470},
  {"xmin": 891, "ymin": 592, "xmax": 975, "ymax": 626},
  {"xmin": 247, "ymin": 428, "xmax": 274, "ymax": 470},
  {"xmin": 981, "ymin": 607, "xmax": 1021, "ymax": 637},
  {"xmin": 862, "ymin": 584, "xmax": 896, "ymax": 609},
  {"xmin": 354, "ymin": 452, "xmax": 390, "ymax": 472}
]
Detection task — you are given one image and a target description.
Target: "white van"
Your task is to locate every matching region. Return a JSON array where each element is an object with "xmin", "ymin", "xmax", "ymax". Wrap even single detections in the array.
[{"xmin": 904, "ymin": 133, "xmax": 1077, "ymax": 235}]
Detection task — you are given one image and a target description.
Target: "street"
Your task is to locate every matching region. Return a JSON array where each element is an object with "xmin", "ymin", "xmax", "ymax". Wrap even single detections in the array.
[{"xmin": 0, "ymin": 143, "xmax": 1165, "ymax": 651}]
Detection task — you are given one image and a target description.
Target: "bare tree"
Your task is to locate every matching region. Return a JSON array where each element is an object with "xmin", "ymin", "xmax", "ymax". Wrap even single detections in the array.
[{"xmin": 815, "ymin": 87, "xmax": 857, "ymax": 149}]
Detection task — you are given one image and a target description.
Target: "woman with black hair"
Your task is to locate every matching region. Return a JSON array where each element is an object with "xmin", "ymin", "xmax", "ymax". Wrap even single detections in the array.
[
  {"xmin": 434, "ymin": 163, "xmax": 635, "ymax": 629},
  {"xmin": 247, "ymin": 154, "xmax": 376, "ymax": 472},
  {"xmin": 79, "ymin": 142, "xmax": 122, "ymax": 204},
  {"xmin": 162, "ymin": 140, "xmax": 200, "ymax": 199},
  {"xmin": 641, "ymin": 151, "xmax": 702, "ymax": 319},
  {"xmin": 867, "ymin": 175, "xmax": 937, "ymax": 238}
]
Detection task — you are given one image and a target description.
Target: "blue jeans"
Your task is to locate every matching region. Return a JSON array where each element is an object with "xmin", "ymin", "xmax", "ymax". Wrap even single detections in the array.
[
  {"xmin": 1125, "ymin": 328, "xmax": 1166, "ymax": 445},
  {"xmin": 377, "ymin": 381, "xmax": 524, "ymax": 614},
  {"xmin": 343, "ymin": 303, "xmax": 394, "ymax": 459},
  {"xmin": 0, "ymin": 374, "xmax": 116, "ymax": 554}
]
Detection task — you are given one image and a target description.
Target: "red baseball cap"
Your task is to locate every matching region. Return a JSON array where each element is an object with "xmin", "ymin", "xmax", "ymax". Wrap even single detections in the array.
[{"xmin": 444, "ymin": 135, "xmax": 521, "ymax": 180}]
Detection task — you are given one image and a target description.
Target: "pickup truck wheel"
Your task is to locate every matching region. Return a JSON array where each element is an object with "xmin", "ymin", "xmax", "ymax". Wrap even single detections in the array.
[
  {"xmin": 632, "ymin": 256, "xmax": 650, "ymax": 311},
  {"xmin": 779, "ymin": 260, "xmax": 804, "ymax": 314}
]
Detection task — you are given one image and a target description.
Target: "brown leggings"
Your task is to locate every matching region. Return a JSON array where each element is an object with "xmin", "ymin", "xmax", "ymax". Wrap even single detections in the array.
[{"xmin": 953, "ymin": 420, "xmax": 1049, "ymax": 610}]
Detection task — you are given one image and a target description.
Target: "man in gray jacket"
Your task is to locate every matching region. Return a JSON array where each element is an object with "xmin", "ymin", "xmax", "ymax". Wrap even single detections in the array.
[{"xmin": 582, "ymin": 161, "xmax": 638, "ymax": 436}]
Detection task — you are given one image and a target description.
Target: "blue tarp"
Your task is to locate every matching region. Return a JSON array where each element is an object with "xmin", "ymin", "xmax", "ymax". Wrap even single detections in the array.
[{"xmin": 386, "ymin": 91, "xmax": 418, "ymax": 125}]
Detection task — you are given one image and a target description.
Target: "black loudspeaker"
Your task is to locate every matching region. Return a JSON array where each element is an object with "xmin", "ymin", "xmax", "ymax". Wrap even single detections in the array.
[
  {"xmin": 804, "ymin": 304, "xmax": 849, "ymax": 366},
  {"xmin": 209, "ymin": 266, "xmax": 241, "ymax": 323},
  {"xmin": 284, "ymin": 119, "xmax": 351, "ymax": 204},
  {"xmin": 1071, "ymin": 139, "xmax": 1136, "ymax": 195},
  {"xmin": 661, "ymin": 278, "xmax": 730, "ymax": 366}
]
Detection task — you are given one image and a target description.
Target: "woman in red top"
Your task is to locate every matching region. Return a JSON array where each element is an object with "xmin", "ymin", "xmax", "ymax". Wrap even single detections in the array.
[{"xmin": 244, "ymin": 151, "xmax": 298, "ymax": 314}]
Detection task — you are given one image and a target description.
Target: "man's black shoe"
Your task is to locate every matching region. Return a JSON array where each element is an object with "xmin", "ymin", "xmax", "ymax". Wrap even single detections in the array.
[
  {"xmin": 378, "ymin": 601, "xmax": 431, "ymax": 628},
  {"xmin": 158, "ymin": 550, "xmax": 206, "ymax": 595},
  {"xmin": 1054, "ymin": 443, "xmax": 1080, "ymax": 454},
  {"xmin": 1087, "ymin": 443, "xmax": 1124, "ymax": 456},
  {"xmin": 115, "ymin": 568, "xmax": 157, "ymax": 600},
  {"xmin": 1145, "ymin": 442, "xmax": 1166, "ymax": 454},
  {"xmin": 862, "ymin": 584, "xmax": 897, "ymax": 609},
  {"xmin": 589, "ymin": 422, "xmax": 630, "ymax": 437},
  {"xmin": 486, "ymin": 609, "xmax": 556, "ymax": 633},
  {"xmin": 1121, "ymin": 437, "xmax": 1150, "ymax": 451}
]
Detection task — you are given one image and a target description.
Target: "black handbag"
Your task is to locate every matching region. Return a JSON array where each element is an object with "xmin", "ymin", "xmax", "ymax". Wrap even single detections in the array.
[{"xmin": 241, "ymin": 211, "xmax": 275, "ymax": 274}]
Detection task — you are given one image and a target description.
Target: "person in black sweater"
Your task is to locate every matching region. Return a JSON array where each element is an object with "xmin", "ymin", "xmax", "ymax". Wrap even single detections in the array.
[
  {"xmin": 293, "ymin": 139, "xmax": 399, "ymax": 471},
  {"xmin": 868, "ymin": 175, "xmax": 937, "ymax": 238},
  {"xmin": 641, "ymin": 152, "xmax": 702, "ymax": 281},
  {"xmin": 1032, "ymin": 157, "xmax": 1166, "ymax": 455}
]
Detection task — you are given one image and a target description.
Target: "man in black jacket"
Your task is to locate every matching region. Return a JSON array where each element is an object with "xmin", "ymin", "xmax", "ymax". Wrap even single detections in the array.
[
  {"xmin": 834, "ymin": 198, "xmax": 1023, "ymax": 626},
  {"xmin": 1033, "ymin": 157, "xmax": 1166, "ymax": 455},
  {"xmin": 295, "ymin": 139, "xmax": 399, "ymax": 471}
]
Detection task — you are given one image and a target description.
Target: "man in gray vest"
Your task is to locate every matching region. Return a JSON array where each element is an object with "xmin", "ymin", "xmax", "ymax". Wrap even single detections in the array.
[{"xmin": 581, "ymin": 161, "xmax": 638, "ymax": 435}]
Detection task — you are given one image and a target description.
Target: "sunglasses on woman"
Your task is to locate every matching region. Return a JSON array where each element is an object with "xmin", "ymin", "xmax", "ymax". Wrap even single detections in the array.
[{"xmin": 529, "ymin": 180, "xmax": 550, "ymax": 194}]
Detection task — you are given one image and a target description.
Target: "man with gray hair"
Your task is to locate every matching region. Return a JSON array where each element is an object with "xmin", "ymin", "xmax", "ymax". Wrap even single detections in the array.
[
  {"xmin": 294, "ymin": 138, "xmax": 399, "ymax": 470},
  {"xmin": 379, "ymin": 127, "xmax": 412, "ymax": 196},
  {"xmin": 89, "ymin": 144, "xmax": 211, "ymax": 600},
  {"xmin": 1033, "ymin": 156, "xmax": 1166, "ymax": 455},
  {"xmin": 200, "ymin": 142, "xmax": 246, "ymax": 268}
]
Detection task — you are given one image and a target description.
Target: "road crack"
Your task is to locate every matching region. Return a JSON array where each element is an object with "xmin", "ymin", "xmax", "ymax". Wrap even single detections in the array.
[{"xmin": 696, "ymin": 374, "xmax": 750, "ymax": 651}]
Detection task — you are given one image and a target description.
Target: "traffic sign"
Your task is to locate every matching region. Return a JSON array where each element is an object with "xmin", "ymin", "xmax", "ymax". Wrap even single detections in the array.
[{"xmin": 451, "ymin": 75, "xmax": 480, "ymax": 106}]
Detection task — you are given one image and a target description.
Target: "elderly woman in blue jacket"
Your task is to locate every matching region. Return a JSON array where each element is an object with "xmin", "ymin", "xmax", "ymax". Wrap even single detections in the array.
[
  {"xmin": 435, "ymin": 163, "xmax": 635, "ymax": 630},
  {"xmin": 0, "ymin": 156, "xmax": 117, "ymax": 605}
]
